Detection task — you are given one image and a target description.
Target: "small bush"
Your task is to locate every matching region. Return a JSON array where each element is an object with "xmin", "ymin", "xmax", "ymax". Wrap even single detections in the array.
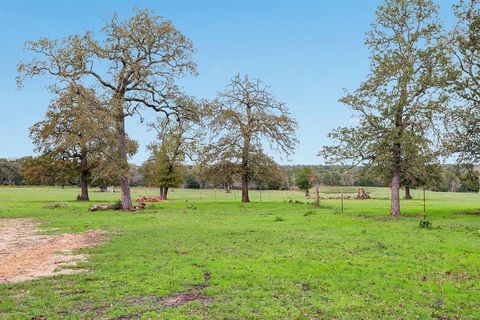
[
  {"xmin": 274, "ymin": 216, "xmax": 284, "ymax": 222},
  {"xmin": 419, "ymin": 219, "xmax": 432, "ymax": 229}
]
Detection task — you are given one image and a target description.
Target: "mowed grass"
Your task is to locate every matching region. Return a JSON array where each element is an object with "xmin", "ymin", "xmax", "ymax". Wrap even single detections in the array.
[{"xmin": 0, "ymin": 187, "xmax": 479, "ymax": 319}]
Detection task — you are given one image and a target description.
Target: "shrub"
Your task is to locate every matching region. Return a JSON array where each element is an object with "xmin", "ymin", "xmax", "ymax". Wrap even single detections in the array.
[
  {"xmin": 112, "ymin": 200, "xmax": 123, "ymax": 210},
  {"xmin": 419, "ymin": 219, "xmax": 432, "ymax": 229}
]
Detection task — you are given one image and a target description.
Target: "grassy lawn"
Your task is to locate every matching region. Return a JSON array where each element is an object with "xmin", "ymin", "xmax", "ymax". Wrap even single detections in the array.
[{"xmin": 0, "ymin": 187, "xmax": 479, "ymax": 319}]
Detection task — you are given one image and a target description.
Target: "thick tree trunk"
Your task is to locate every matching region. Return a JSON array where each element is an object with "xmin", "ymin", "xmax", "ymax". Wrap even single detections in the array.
[
  {"xmin": 390, "ymin": 166, "xmax": 401, "ymax": 217},
  {"xmin": 225, "ymin": 183, "xmax": 231, "ymax": 193},
  {"xmin": 114, "ymin": 98, "xmax": 133, "ymax": 210},
  {"xmin": 305, "ymin": 189, "xmax": 310, "ymax": 197},
  {"xmin": 240, "ymin": 103, "xmax": 252, "ymax": 203},
  {"xmin": 164, "ymin": 187, "xmax": 169, "ymax": 200},
  {"xmin": 404, "ymin": 186, "xmax": 412, "ymax": 199},
  {"xmin": 78, "ymin": 152, "xmax": 89, "ymax": 201}
]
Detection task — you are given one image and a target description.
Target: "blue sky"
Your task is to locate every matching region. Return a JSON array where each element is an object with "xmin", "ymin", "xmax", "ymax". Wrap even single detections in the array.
[{"xmin": 0, "ymin": 0, "xmax": 456, "ymax": 165}]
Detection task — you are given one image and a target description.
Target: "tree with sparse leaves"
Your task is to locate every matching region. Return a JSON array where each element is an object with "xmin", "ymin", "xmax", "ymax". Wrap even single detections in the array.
[
  {"xmin": 18, "ymin": 9, "xmax": 196, "ymax": 210},
  {"xmin": 321, "ymin": 0, "xmax": 448, "ymax": 216},
  {"xmin": 204, "ymin": 74, "xmax": 297, "ymax": 202}
]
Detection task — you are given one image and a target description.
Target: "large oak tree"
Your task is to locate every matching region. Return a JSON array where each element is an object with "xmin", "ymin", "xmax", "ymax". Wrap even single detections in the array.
[
  {"xmin": 321, "ymin": 0, "xmax": 447, "ymax": 216},
  {"xmin": 18, "ymin": 9, "xmax": 196, "ymax": 209},
  {"xmin": 446, "ymin": 0, "xmax": 480, "ymax": 166}
]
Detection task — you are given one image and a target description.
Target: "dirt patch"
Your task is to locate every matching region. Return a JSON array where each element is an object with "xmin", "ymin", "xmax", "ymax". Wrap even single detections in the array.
[
  {"xmin": 0, "ymin": 219, "xmax": 103, "ymax": 284},
  {"xmin": 113, "ymin": 269, "xmax": 212, "ymax": 319},
  {"xmin": 163, "ymin": 292, "xmax": 212, "ymax": 307},
  {"xmin": 113, "ymin": 293, "xmax": 212, "ymax": 319}
]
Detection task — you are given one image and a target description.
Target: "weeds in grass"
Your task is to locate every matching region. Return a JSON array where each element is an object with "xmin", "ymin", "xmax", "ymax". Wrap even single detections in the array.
[
  {"xmin": 112, "ymin": 201, "xmax": 122, "ymax": 210},
  {"xmin": 288, "ymin": 199, "xmax": 304, "ymax": 204},
  {"xmin": 376, "ymin": 241, "xmax": 387, "ymax": 250},
  {"xmin": 43, "ymin": 202, "xmax": 68, "ymax": 209},
  {"xmin": 274, "ymin": 216, "xmax": 284, "ymax": 222},
  {"xmin": 304, "ymin": 210, "xmax": 315, "ymax": 216},
  {"xmin": 186, "ymin": 204, "xmax": 197, "ymax": 210}
]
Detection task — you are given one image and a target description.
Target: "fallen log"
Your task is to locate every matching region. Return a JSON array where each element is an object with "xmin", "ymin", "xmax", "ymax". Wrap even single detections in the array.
[
  {"xmin": 136, "ymin": 196, "xmax": 164, "ymax": 203},
  {"xmin": 89, "ymin": 204, "xmax": 114, "ymax": 211},
  {"xmin": 89, "ymin": 202, "xmax": 146, "ymax": 211}
]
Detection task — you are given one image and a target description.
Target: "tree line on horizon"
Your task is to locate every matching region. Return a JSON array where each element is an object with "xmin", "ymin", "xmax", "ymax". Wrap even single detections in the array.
[
  {"xmin": 9, "ymin": 0, "xmax": 480, "ymax": 216},
  {"xmin": 1, "ymin": 158, "xmax": 478, "ymax": 195}
]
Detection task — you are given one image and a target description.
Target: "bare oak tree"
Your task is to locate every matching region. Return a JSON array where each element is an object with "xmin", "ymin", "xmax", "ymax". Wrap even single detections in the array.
[
  {"xmin": 204, "ymin": 74, "xmax": 298, "ymax": 202},
  {"xmin": 18, "ymin": 9, "xmax": 196, "ymax": 209}
]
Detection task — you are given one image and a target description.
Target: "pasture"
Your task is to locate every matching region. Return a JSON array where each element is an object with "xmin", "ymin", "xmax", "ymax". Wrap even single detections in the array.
[{"xmin": 0, "ymin": 187, "xmax": 479, "ymax": 319}]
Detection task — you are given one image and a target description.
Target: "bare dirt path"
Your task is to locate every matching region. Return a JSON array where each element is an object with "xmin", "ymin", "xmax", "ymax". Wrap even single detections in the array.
[{"xmin": 0, "ymin": 219, "xmax": 103, "ymax": 284}]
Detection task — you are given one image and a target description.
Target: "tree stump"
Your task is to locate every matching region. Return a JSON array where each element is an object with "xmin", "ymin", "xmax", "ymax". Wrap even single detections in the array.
[{"xmin": 356, "ymin": 188, "xmax": 370, "ymax": 200}]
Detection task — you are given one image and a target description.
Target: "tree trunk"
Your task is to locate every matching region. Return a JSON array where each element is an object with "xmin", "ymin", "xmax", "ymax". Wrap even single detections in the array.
[
  {"xmin": 78, "ymin": 152, "xmax": 89, "ymax": 201},
  {"xmin": 241, "ymin": 173, "xmax": 249, "ymax": 202},
  {"xmin": 390, "ymin": 166, "xmax": 401, "ymax": 217},
  {"xmin": 390, "ymin": 65, "xmax": 408, "ymax": 216},
  {"xmin": 225, "ymin": 183, "xmax": 231, "ymax": 193},
  {"xmin": 160, "ymin": 186, "xmax": 164, "ymax": 199},
  {"xmin": 240, "ymin": 147, "xmax": 250, "ymax": 202},
  {"xmin": 404, "ymin": 186, "xmax": 412, "ymax": 199},
  {"xmin": 164, "ymin": 187, "xmax": 169, "ymax": 200},
  {"xmin": 114, "ymin": 99, "xmax": 133, "ymax": 210},
  {"xmin": 305, "ymin": 189, "xmax": 310, "ymax": 197}
]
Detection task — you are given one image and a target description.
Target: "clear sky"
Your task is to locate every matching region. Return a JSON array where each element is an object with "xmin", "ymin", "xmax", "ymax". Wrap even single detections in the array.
[{"xmin": 0, "ymin": 0, "xmax": 457, "ymax": 165}]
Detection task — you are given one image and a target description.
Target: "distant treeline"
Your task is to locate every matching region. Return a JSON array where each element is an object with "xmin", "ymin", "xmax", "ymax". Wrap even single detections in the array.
[{"xmin": 1, "ymin": 157, "xmax": 478, "ymax": 193}]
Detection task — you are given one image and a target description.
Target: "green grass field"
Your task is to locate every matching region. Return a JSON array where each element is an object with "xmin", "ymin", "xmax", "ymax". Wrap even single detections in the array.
[{"xmin": 0, "ymin": 187, "xmax": 479, "ymax": 319}]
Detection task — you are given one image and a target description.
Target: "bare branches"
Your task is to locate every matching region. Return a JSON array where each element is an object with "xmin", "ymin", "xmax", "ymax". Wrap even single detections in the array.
[{"xmin": 203, "ymin": 74, "xmax": 298, "ymax": 201}]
